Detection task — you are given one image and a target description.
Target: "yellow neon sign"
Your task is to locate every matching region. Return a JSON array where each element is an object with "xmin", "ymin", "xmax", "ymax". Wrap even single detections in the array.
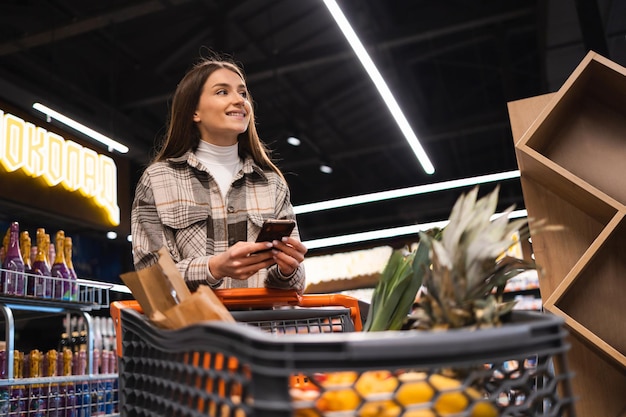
[{"xmin": 0, "ymin": 109, "xmax": 120, "ymax": 226}]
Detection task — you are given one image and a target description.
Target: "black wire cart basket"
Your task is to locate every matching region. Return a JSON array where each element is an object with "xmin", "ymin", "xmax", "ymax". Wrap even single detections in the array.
[{"xmin": 111, "ymin": 288, "xmax": 576, "ymax": 417}]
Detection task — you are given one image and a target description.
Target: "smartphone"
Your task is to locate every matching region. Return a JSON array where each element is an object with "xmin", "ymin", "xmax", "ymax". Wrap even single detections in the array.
[{"xmin": 255, "ymin": 219, "xmax": 296, "ymax": 243}]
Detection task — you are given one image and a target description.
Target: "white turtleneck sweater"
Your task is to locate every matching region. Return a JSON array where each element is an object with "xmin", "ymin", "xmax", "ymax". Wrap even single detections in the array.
[{"xmin": 194, "ymin": 140, "xmax": 243, "ymax": 200}]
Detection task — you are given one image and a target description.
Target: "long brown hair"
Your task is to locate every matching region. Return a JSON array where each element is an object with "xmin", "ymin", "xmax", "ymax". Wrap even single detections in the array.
[{"xmin": 153, "ymin": 54, "xmax": 283, "ymax": 179}]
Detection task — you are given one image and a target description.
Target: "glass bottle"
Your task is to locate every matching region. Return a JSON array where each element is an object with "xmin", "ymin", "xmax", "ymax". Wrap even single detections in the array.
[
  {"xmin": 50, "ymin": 231, "xmax": 71, "ymax": 301},
  {"xmin": 19, "ymin": 231, "xmax": 33, "ymax": 296},
  {"xmin": 61, "ymin": 348, "xmax": 76, "ymax": 417},
  {"xmin": 48, "ymin": 240, "xmax": 56, "ymax": 272},
  {"xmin": 1, "ymin": 222, "xmax": 26, "ymax": 296},
  {"xmin": 101, "ymin": 350, "xmax": 114, "ymax": 415},
  {"xmin": 63, "ymin": 237, "xmax": 79, "ymax": 301},
  {"xmin": 44, "ymin": 234, "xmax": 52, "ymax": 268},
  {"xmin": 28, "ymin": 350, "xmax": 45, "ymax": 417},
  {"xmin": 19, "ymin": 232, "xmax": 32, "ymax": 274},
  {"xmin": 30, "ymin": 229, "xmax": 51, "ymax": 298},
  {"xmin": 58, "ymin": 332, "xmax": 70, "ymax": 354},
  {"xmin": 75, "ymin": 350, "xmax": 90, "ymax": 417},
  {"xmin": 47, "ymin": 349, "xmax": 62, "ymax": 417},
  {"xmin": 45, "ymin": 233, "xmax": 53, "ymax": 297},
  {"xmin": 10, "ymin": 350, "xmax": 25, "ymax": 416}
]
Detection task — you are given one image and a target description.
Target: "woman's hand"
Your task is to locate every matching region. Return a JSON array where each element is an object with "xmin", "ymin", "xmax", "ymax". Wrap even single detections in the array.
[
  {"xmin": 208, "ymin": 241, "xmax": 276, "ymax": 280},
  {"xmin": 270, "ymin": 236, "xmax": 308, "ymax": 276}
]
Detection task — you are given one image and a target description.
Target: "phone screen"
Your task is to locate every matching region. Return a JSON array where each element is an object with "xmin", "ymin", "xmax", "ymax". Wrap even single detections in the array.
[{"xmin": 255, "ymin": 219, "xmax": 296, "ymax": 243}]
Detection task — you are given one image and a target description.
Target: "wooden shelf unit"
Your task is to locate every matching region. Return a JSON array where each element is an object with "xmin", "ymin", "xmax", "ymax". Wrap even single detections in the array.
[{"xmin": 508, "ymin": 51, "xmax": 626, "ymax": 417}]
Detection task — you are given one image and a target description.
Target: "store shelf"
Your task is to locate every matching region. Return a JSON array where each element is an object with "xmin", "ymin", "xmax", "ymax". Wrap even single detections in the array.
[
  {"xmin": 0, "ymin": 271, "xmax": 119, "ymax": 416},
  {"xmin": 508, "ymin": 50, "xmax": 626, "ymax": 417}
]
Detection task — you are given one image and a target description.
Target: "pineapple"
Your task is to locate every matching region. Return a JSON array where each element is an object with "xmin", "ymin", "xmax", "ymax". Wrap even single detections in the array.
[
  {"xmin": 365, "ymin": 185, "xmax": 548, "ymax": 332},
  {"xmin": 406, "ymin": 185, "xmax": 538, "ymax": 330}
]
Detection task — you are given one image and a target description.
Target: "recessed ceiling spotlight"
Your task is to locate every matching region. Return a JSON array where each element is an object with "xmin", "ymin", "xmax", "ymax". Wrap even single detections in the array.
[
  {"xmin": 287, "ymin": 136, "xmax": 301, "ymax": 146},
  {"xmin": 127, "ymin": 234, "xmax": 133, "ymax": 243},
  {"xmin": 319, "ymin": 164, "xmax": 333, "ymax": 174},
  {"xmin": 106, "ymin": 231, "xmax": 118, "ymax": 240}
]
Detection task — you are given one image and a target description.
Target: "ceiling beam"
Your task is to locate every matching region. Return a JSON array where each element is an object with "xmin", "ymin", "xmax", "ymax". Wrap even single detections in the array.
[{"xmin": 0, "ymin": 0, "xmax": 194, "ymax": 56}]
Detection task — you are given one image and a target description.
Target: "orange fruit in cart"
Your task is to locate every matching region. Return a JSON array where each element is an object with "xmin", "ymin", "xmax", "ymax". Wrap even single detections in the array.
[
  {"xmin": 316, "ymin": 388, "xmax": 360, "ymax": 412},
  {"xmin": 358, "ymin": 400, "xmax": 400, "ymax": 416},
  {"xmin": 355, "ymin": 370, "xmax": 398, "ymax": 395},
  {"xmin": 470, "ymin": 400, "xmax": 499, "ymax": 417}
]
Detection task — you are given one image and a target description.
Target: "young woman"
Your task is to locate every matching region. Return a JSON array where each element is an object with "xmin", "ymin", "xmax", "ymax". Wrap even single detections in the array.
[{"xmin": 131, "ymin": 54, "xmax": 306, "ymax": 292}]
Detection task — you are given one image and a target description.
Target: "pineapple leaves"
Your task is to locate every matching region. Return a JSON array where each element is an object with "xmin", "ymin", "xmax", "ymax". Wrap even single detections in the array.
[
  {"xmin": 364, "ymin": 242, "xmax": 428, "ymax": 332},
  {"xmin": 406, "ymin": 186, "xmax": 546, "ymax": 331}
]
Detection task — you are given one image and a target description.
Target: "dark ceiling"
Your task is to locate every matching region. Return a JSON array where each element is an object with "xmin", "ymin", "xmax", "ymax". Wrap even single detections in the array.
[{"xmin": 1, "ymin": 0, "xmax": 625, "ymax": 255}]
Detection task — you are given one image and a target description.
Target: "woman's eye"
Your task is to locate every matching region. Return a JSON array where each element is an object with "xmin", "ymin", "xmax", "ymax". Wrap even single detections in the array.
[
  {"xmin": 216, "ymin": 89, "xmax": 227, "ymax": 95},
  {"xmin": 239, "ymin": 91, "xmax": 248, "ymax": 99}
]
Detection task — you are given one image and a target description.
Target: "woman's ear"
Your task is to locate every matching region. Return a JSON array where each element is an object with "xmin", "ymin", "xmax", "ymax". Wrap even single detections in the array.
[{"xmin": 193, "ymin": 112, "xmax": 200, "ymax": 122}]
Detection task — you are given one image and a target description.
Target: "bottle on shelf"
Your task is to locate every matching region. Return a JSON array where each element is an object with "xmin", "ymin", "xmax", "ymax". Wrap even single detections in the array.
[
  {"xmin": 61, "ymin": 348, "xmax": 76, "ymax": 417},
  {"xmin": 1, "ymin": 222, "xmax": 26, "ymax": 296},
  {"xmin": 19, "ymin": 231, "xmax": 32, "ymax": 274},
  {"xmin": 64, "ymin": 237, "xmax": 79, "ymax": 301},
  {"xmin": 91, "ymin": 349, "xmax": 104, "ymax": 417},
  {"xmin": 109, "ymin": 350, "xmax": 118, "ymax": 414},
  {"xmin": 48, "ymin": 239, "xmax": 56, "ymax": 271},
  {"xmin": 10, "ymin": 350, "xmax": 25, "ymax": 416},
  {"xmin": 58, "ymin": 332, "xmax": 71, "ymax": 354},
  {"xmin": 20, "ymin": 231, "xmax": 34, "ymax": 297},
  {"xmin": 46, "ymin": 349, "xmax": 62, "ymax": 417},
  {"xmin": 70, "ymin": 317, "xmax": 80, "ymax": 354},
  {"xmin": 77, "ymin": 317, "xmax": 87, "ymax": 353},
  {"xmin": 92, "ymin": 317, "xmax": 102, "ymax": 353},
  {"xmin": 30, "ymin": 245, "xmax": 37, "ymax": 270},
  {"xmin": 28, "ymin": 349, "xmax": 45, "ymax": 417},
  {"xmin": 31, "ymin": 228, "xmax": 52, "ymax": 298},
  {"xmin": 51, "ymin": 231, "xmax": 72, "ymax": 301},
  {"xmin": 75, "ymin": 350, "xmax": 90, "ymax": 417},
  {"xmin": 101, "ymin": 350, "xmax": 113, "ymax": 415}
]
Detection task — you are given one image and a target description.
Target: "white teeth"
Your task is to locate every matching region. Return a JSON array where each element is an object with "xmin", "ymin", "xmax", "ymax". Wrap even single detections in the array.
[{"xmin": 228, "ymin": 112, "xmax": 245, "ymax": 117}]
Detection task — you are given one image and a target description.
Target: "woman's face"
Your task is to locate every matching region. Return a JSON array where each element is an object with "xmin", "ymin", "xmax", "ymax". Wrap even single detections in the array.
[{"xmin": 193, "ymin": 68, "xmax": 251, "ymax": 145}]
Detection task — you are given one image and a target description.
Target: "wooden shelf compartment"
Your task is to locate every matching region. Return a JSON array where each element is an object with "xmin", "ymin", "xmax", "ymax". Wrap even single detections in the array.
[
  {"xmin": 518, "ymin": 174, "xmax": 617, "ymax": 297},
  {"xmin": 517, "ymin": 53, "xmax": 626, "ymax": 205},
  {"xmin": 545, "ymin": 212, "xmax": 626, "ymax": 368}
]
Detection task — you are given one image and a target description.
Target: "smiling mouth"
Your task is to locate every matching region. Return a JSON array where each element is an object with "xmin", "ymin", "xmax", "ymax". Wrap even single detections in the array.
[{"xmin": 227, "ymin": 111, "xmax": 246, "ymax": 117}]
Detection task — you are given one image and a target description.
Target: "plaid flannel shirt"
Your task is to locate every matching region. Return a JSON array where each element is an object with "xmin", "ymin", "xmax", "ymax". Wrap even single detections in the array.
[{"xmin": 131, "ymin": 151, "xmax": 305, "ymax": 292}]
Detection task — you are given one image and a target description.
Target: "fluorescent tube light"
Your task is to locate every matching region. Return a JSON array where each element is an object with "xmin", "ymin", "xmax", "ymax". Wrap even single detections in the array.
[
  {"xmin": 32, "ymin": 102, "xmax": 129, "ymax": 154},
  {"xmin": 322, "ymin": 0, "xmax": 434, "ymax": 175},
  {"xmin": 294, "ymin": 170, "xmax": 520, "ymax": 214},
  {"xmin": 303, "ymin": 209, "xmax": 527, "ymax": 250}
]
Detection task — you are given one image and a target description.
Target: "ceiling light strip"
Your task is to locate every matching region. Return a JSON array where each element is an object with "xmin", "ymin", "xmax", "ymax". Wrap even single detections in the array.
[
  {"xmin": 302, "ymin": 209, "xmax": 527, "ymax": 250},
  {"xmin": 294, "ymin": 170, "xmax": 520, "ymax": 214},
  {"xmin": 322, "ymin": 0, "xmax": 434, "ymax": 174},
  {"xmin": 32, "ymin": 102, "xmax": 129, "ymax": 154}
]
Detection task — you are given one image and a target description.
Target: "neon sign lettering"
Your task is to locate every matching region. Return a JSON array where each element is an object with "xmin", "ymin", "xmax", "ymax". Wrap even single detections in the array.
[{"xmin": 0, "ymin": 109, "xmax": 120, "ymax": 226}]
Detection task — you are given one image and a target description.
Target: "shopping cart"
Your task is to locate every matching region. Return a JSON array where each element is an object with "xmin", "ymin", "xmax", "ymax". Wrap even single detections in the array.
[{"xmin": 111, "ymin": 288, "xmax": 576, "ymax": 417}]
